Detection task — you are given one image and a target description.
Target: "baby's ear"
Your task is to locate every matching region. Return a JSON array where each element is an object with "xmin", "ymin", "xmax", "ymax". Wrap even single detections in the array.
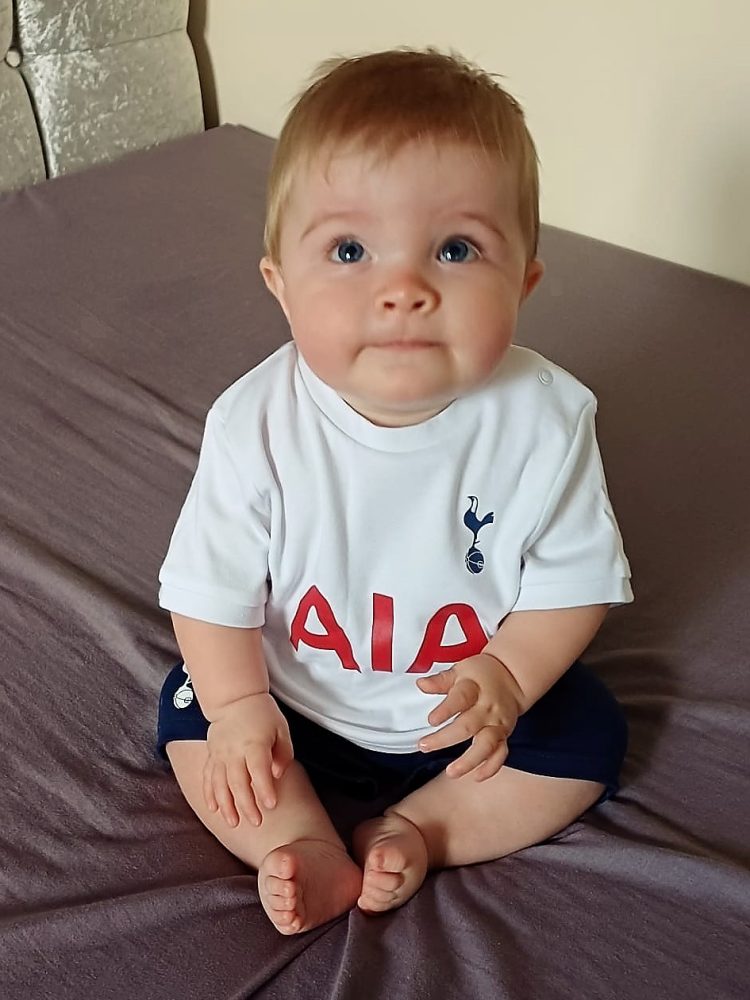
[
  {"xmin": 259, "ymin": 257, "xmax": 290, "ymax": 321},
  {"xmin": 520, "ymin": 258, "xmax": 545, "ymax": 303}
]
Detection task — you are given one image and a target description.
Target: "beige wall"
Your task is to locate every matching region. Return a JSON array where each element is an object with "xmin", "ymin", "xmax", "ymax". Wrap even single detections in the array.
[{"xmin": 191, "ymin": 0, "xmax": 750, "ymax": 285}]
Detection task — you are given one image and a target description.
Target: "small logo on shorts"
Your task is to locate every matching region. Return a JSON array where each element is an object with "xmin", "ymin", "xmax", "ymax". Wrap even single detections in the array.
[{"xmin": 173, "ymin": 665, "xmax": 194, "ymax": 709}]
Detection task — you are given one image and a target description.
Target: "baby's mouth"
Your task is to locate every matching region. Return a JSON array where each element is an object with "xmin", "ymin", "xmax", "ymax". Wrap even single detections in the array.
[{"xmin": 373, "ymin": 340, "xmax": 439, "ymax": 350}]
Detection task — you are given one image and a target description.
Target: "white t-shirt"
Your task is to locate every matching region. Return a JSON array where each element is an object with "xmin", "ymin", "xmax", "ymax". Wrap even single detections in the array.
[{"xmin": 159, "ymin": 341, "xmax": 633, "ymax": 753}]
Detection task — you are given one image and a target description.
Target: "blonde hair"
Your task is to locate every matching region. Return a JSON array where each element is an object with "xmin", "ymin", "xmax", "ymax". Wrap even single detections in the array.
[{"xmin": 263, "ymin": 47, "xmax": 540, "ymax": 264}]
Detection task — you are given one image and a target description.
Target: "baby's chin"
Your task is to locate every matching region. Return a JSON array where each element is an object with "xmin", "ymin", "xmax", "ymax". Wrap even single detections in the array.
[{"xmin": 340, "ymin": 388, "xmax": 456, "ymax": 427}]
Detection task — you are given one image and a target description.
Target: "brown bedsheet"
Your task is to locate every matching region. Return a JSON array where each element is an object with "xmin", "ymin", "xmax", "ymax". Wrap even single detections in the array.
[{"xmin": 0, "ymin": 125, "xmax": 748, "ymax": 999}]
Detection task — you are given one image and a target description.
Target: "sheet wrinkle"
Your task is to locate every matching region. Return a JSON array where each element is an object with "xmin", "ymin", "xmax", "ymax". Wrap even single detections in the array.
[
  {"xmin": 600, "ymin": 793, "xmax": 750, "ymax": 860},
  {"xmin": 548, "ymin": 824, "xmax": 750, "ymax": 908},
  {"xmin": 0, "ymin": 522, "xmax": 159, "ymax": 660}
]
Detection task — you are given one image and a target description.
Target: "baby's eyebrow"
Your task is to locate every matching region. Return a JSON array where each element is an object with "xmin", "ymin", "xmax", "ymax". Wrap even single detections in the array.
[
  {"xmin": 301, "ymin": 211, "xmax": 370, "ymax": 241},
  {"xmin": 450, "ymin": 212, "xmax": 509, "ymax": 245}
]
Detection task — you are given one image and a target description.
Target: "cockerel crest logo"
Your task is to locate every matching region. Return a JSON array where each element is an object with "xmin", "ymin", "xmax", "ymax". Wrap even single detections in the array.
[{"xmin": 463, "ymin": 496, "xmax": 494, "ymax": 574}]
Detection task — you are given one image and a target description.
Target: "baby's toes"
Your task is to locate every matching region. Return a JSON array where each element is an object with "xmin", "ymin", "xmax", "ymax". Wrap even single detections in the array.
[
  {"xmin": 261, "ymin": 872, "xmax": 301, "ymax": 928},
  {"xmin": 268, "ymin": 851, "xmax": 295, "ymax": 880},
  {"xmin": 274, "ymin": 910, "xmax": 302, "ymax": 934},
  {"xmin": 372, "ymin": 843, "xmax": 409, "ymax": 876},
  {"xmin": 264, "ymin": 874, "xmax": 295, "ymax": 900},
  {"xmin": 358, "ymin": 884, "xmax": 397, "ymax": 911},
  {"xmin": 359, "ymin": 867, "xmax": 405, "ymax": 911},
  {"xmin": 365, "ymin": 868, "xmax": 404, "ymax": 893},
  {"xmin": 268, "ymin": 894, "xmax": 296, "ymax": 912}
]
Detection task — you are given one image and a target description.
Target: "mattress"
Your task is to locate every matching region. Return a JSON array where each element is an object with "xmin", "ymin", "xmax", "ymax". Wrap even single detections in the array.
[{"xmin": 0, "ymin": 124, "xmax": 748, "ymax": 999}]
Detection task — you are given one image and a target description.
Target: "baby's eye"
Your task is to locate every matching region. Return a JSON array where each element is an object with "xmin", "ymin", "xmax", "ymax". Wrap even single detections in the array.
[
  {"xmin": 329, "ymin": 239, "xmax": 366, "ymax": 263},
  {"xmin": 438, "ymin": 238, "xmax": 479, "ymax": 263}
]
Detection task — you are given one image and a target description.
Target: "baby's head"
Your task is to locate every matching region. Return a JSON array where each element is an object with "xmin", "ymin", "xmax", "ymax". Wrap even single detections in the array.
[{"xmin": 260, "ymin": 48, "xmax": 545, "ymax": 427}]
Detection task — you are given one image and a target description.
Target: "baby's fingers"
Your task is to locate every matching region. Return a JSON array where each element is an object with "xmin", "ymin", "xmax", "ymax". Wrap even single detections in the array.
[
  {"xmin": 445, "ymin": 729, "xmax": 506, "ymax": 780},
  {"xmin": 245, "ymin": 748, "xmax": 277, "ymax": 811},
  {"xmin": 470, "ymin": 741, "xmax": 509, "ymax": 782},
  {"xmin": 203, "ymin": 757, "xmax": 219, "ymax": 813},
  {"xmin": 416, "ymin": 669, "xmax": 454, "ymax": 694},
  {"xmin": 420, "ymin": 714, "xmax": 472, "ymax": 752},
  {"xmin": 427, "ymin": 678, "xmax": 477, "ymax": 727},
  {"xmin": 271, "ymin": 730, "xmax": 295, "ymax": 781},
  {"xmin": 227, "ymin": 759, "xmax": 263, "ymax": 826},
  {"xmin": 207, "ymin": 760, "xmax": 241, "ymax": 828}
]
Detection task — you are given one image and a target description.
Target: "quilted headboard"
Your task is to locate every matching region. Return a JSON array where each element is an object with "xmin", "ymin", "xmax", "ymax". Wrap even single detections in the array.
[{"xmin": 0, "ymin": 0, "xmax": 203, "ymax": 193}]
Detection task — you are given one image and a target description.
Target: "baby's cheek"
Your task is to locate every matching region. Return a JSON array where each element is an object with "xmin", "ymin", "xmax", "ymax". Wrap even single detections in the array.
[{"xmin": 290, "ymin": 319, "xmax": 357, "ymax": 388}]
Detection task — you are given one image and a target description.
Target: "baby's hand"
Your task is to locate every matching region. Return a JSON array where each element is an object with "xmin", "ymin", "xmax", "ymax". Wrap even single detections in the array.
[
  {"xmin": 204, "ymin": 692, "xmax": 294, "ymax": 828},
  {"xmin": 416, "ymin": 653, "xmax": 523, "ymax": 781}
]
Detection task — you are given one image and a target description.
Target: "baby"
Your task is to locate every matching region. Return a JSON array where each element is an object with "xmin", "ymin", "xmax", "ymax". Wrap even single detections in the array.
[{"xmin": 157, "ymin": 48, "xmax": 633, "ymax": 935}]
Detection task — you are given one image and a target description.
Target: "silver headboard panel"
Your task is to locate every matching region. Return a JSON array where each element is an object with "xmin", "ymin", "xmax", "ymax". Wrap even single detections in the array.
[
  {"xmin": 1, "ymin": 0, "xmax": 45, "ymax": 189},
  {"xmin": 0, "ymin": 0, "xmax": 203, "ymax": 194}
]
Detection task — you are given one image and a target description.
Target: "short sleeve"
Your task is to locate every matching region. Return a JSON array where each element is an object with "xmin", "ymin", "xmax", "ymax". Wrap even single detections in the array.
[
  {"xmin": 158, "ymin": 407, "xmax": 270, "ymax": 627},
  {"xmin": 512, "ymin": 399, "xmax": 633, "ymax": 611}
]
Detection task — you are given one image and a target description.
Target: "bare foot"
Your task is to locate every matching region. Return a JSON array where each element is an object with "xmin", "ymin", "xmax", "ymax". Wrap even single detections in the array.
[
  {"xmin": 258, "ymin": 838, "xmax": 362, "ymax": 935},
  {"xmin": 352, "ymin": 810, "xmax": 429, "ymax": 914}
]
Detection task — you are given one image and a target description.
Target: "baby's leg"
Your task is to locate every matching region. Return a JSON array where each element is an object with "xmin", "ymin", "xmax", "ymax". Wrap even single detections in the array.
[
  {"xmin": 353, "ymin": 766, "xmax": 604, "ymax": 913},
  {"xmin": 167, "ymin": 741, "xmax": 362, "ymax": 934}
]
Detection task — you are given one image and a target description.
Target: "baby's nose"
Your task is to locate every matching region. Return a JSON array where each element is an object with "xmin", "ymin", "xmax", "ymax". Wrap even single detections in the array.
[{"xmin": 377, "ymin": 274, "xmax": 439, "ymax": 313}]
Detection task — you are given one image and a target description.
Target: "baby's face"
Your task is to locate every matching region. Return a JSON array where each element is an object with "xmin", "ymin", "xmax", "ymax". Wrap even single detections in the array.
[{"xmin": 261, "ymin": 139, "xmax": 543, "ymax": 426}]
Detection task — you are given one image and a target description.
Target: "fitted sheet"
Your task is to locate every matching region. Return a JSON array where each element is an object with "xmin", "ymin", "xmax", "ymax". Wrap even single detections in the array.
[{"xmin": 0, "ymin": 125, "xmax": 748, "ymax": 999}]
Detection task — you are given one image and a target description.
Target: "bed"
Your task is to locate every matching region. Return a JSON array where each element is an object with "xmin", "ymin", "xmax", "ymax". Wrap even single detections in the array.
[{"xmin": 1, "ymin": 3, "xmax": 749, "ymax": 998}]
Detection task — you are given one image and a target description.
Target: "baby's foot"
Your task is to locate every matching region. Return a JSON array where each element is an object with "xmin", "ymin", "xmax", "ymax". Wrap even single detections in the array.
[
  {"xmin": 258, "ymin": 838, "xmax": 362, "ymax": 935},
  {"xmin": 352, "ymin": 810, "xmax": 429, "ymax": 914}
]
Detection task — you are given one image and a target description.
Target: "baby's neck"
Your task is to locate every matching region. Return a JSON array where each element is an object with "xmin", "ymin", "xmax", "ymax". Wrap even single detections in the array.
[{"xmin": 340, "ymin": 393, "xmax": 453, "ymax": 427}]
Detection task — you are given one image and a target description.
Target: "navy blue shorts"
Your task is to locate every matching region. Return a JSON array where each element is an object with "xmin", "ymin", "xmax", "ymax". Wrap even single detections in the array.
[{"xmin": 157, "ymin": 660, "xmax": 627, "ymax": 807}]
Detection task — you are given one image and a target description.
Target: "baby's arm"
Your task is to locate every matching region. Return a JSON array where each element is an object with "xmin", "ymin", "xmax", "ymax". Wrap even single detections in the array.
[
  {"xmin": 171, "ymin": 613, "xmax": 269, "ymax": 714},
  {"xmin": 171, "ymin": 613, "xmax": 294, "ymax": 827},
  {"xmin": 483, "ymin": 604, "xmax": 609, "ymax": 713}
]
